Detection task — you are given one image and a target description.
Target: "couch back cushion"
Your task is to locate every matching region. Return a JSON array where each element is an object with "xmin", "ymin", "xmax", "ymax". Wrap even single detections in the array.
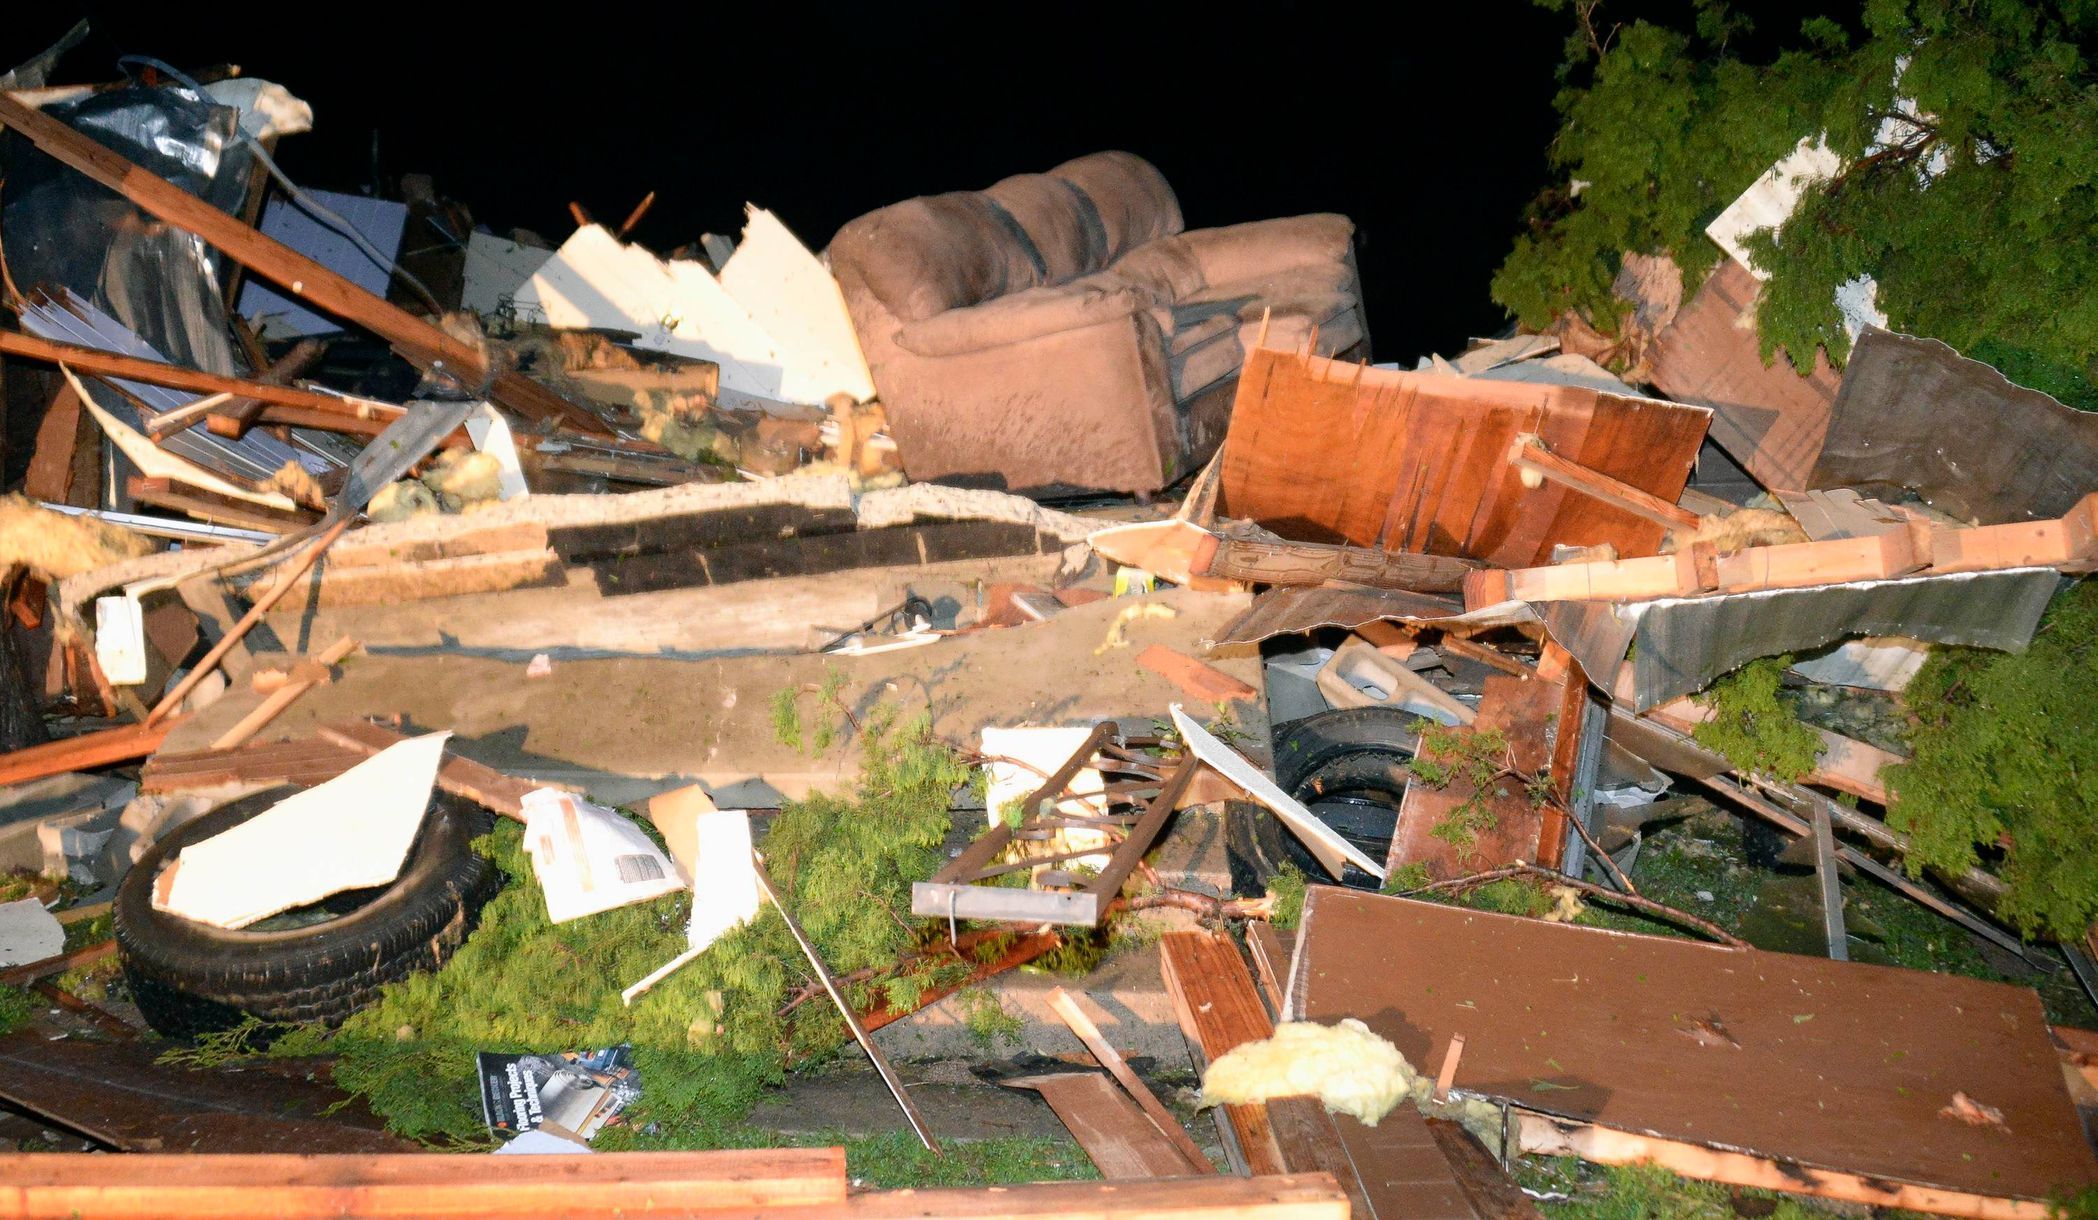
[
  {"xmin": 1049, "ymin": 151, "xmax": 1182, "ymax": 264},
  {"xmin": 829, "ymin": 152, "xmax": 1182, "ymax": 324}
]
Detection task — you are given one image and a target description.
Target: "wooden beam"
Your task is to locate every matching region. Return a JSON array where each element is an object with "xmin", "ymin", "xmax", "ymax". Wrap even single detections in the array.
[
  {"xmin": 0, "ymin": 1148, "xmax": 846, "ymax": 1219},
  {"xmin": 0, "ymin": 941, "xmax": 116, "ymax": 988},
  {"xmin": 1203, "ymin": 534, "xmax": 1481, "ymax": 594},
  {"xmin": 1929, "ymin": 493, "xmax": 2098, "ymax": 574},
  {"xmin": 1714, "ymin": 527, "xmax": 1926, "ymax": 592},
  {"xmin": 315, "ymin": 721, "xmax": 541, "ymax": 821},
  {"xmin": 0, "ymin": 93, "xmax": 609, "ymax": 438},
  {"xmin": 1515, "ymin": 1112, "xmax": 2046, "ymax": 1219},
  {"xmin": 0, "ymin": 330, "xmax": 399, "ymax": 426},
  {"xmin": 1464, "ymin": 546, "xmax": 1711, "ymax": 609},
  {"xmin": 22, "ymin": 381, "xmax": 85, "ymax": 502},
  {"xmin": 209, "ymin": 637, "xmax": 356, "ymax": 751},
  {"xmin": 844, "ymin": 1174, "xmax": 1350, "ymax": 1219},
  {"xmin": 1508, "ymin": 438, "xmax": 1702, "ymax": 532},
  {"xmin": 1158, "ymin": 931, "xmax": 1289, "ymax": 1176}
]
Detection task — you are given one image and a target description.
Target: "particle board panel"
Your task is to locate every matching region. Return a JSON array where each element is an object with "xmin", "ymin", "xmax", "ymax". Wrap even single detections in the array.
[
  {"xmin": 1217, "ymin": 349, "xmax": 1709, "ymax": 567},
  {"xmin": 1288, "ymin": 887, "xmax": 2098, "ymax": 1201}
]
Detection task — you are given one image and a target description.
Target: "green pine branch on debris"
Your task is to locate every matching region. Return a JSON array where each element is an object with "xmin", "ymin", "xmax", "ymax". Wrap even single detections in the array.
[
  {"xmin": 264, "ymin": 707, "xmax": 973, "ymax": 1145},
  {"xmin": 1691, "ymin": 655, "xmax": 1822, "ymax": 783},
  {"xmin": 1500, "ymin": 0, "xmax": 2098, "ymax": 409},
  {"xmin": 1888, "ymin": 578, "xmax": 2098, "ymax": 940}
]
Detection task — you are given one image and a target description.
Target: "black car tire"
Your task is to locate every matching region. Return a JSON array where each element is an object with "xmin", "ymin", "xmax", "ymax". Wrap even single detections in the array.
[
  {"xmin": 1260, "ymin": 707, "xmax": 1424, "ymax": 887},
  {"xmin": 116, "ymin": 786, "xmax": 499, "ymax": 1039}
]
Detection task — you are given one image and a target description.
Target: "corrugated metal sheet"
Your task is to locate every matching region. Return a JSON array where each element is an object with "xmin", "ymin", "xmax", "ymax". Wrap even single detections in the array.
[{"xmin": 1543, "ymin": 567, "xmax": 2060, "ymax": 710}]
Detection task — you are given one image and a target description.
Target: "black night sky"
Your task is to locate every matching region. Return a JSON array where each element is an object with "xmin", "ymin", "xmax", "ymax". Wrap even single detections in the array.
[{"xmin": 5, "ymin": 3, "xmax": 1586, "ymax": 365}]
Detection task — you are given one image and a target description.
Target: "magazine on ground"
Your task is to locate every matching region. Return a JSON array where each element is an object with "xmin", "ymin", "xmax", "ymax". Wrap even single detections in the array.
[{"xmin": 478, "ymin": 1045, "xmax": 641, "ymax": 1142}]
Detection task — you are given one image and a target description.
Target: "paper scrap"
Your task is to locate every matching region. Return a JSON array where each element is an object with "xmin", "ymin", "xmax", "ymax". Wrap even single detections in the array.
[{"xmin": 521, "ymin": 789, "xmax": 682, "ymax": 924}]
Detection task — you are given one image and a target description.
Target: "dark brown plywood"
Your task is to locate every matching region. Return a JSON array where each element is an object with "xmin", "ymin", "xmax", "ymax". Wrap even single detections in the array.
[
  {"xmin": 1647, "ymin": 259, "xmax": 1839, "ymax": 492},
  {"xmin": 1288, "ymin": 887, "xmax": 2098, "ymax": 1201},
  {"xmin": 1217, "ymin": 350, "xmax": 1709, "ymax": 567}
]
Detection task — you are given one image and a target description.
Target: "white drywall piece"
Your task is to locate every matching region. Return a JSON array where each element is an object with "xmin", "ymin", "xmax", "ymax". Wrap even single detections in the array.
[
  {"xmin": 462, "ymin": 231, "xmax": 555, "ymax": 318},
  {"xmin": 1170, "ymin": 703, "xmax": 1386, "ymax": 882},
  {"xmin": 0, "ymin": 898, "xmax": 64, "ymax": 967},
  {"xmin": 718, "ymin": 206, "xmax": 876, "ymax": 404},
  {"xmin": 156, "ymin": 731, "xmax": 451, "ymax": 930},
  {"xmin": 514, "ymin": 225, "xmax": 787, "ymax": 399}
]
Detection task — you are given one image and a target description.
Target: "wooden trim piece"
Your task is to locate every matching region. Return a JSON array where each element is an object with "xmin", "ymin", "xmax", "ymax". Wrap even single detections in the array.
[
  {"xmin": 208, "ymin": 637, "xmax": 356, "ymax": 751},
  {"xmin": 1514, "ymin": 1112, "xmax": 2047, "ymax": 1219},
  {"xmin": 1508, "ymin": 438, "xmax": 1702, "ymax": 532},
  {"xmin": 1003, "ymin": 1073, "xmax": 1201, "ymax": 1179},
  {"xmin": 0, "ymin": 941, "xmax": 117, "ymax": 988},
  {"xmin": 0, "ymin": 1148, "xmax": 846, "ymax": 1219},
  {"xmin": 0, "ymin": 94, "xmax": 608, "ymax": 437}
]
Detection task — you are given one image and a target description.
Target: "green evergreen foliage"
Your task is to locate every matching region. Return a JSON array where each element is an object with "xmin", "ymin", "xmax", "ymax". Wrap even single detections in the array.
[
  {"xmin": 1888, "ymin": 579, "xmax": 2098, "ymax": 940},
  {"xmin": 1501, "ymin": 1, "xmax": 2098, "ymax": 408},
  {"xmin": 285, "ymin": 709, "xmax": 971, "ymax": 1144},
  {"xmin": 1267, "ymin": 863, "xmax": 1308, "ymax": 929},
  {"xmin": 0, "ymin": 986, "xmax": 33, "ymax": 1037},
  {"xmin": 1691, "ymin": 655, "xmax": 1822, "ymax": 782}
]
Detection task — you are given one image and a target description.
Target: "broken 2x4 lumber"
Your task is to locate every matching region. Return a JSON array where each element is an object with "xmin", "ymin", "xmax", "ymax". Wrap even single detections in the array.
[
  {"xmin": 0, "ymin": 94, "xmax": 608, "ymax": 438},
  {"xmin": 317, "ymin": 721, "xmax": 541, "ymax": 821},
  {"xmin": 1045, "ymin": 987, "xmax": 1212, "ymax": 1175},
  {"xmin": 1506, "ymin": 437, "xmax": 1702, "ymax": 533},
  {"xmin": 1002, "ymin": 1074, "xmax": 1202, "ymax": 1179},
  {"xmin": 1198, "ymin": 534, "xmax": 1482, "ymax": 595},
  {"xmin": 208, "ymin": 636, "xmax": 356, "ymax": 751},
  {"xmin": 0, "ymin": 330, "xmax": 401, "ymax": 431},
  {"xmin": 0, "ymin": 719, "xmax": 175, "ymax": 789}
]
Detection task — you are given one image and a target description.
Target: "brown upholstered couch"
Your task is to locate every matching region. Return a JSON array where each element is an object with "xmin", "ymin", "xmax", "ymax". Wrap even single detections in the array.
[{"xmin": 827, "ymin": 152, "xmax": 1367, "ymax": 494}]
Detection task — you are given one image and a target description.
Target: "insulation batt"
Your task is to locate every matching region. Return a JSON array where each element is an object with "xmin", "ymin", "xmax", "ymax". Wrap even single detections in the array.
[
  {"xmin": 1199, "ymin": 1018, "xmax": 1413, "ymax": 1125},
  {"xmin": 0, "ymin": 493, "xmax": 154, "ymax": 581}
]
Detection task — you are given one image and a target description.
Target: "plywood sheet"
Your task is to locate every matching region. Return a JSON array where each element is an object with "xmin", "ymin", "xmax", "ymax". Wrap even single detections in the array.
[
  {"xmin": 1217, "ymin": 349, "xmax": 1708, "ymax": 566},
  {"xmin": 1388, "ymin": 673, "xmax": 1558, "ymax": 879},
  {"xmin": 1647, "ymin": 260, "xmax": 1839, "ymax": 491},
  {"xmin": 1288, "ymin": 887, "xmax": 2098, "ymax": 1200}
]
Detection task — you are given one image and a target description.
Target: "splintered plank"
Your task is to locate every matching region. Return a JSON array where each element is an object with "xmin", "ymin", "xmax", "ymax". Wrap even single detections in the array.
[
  {"xmin": 1004, "ymin": 1073, "xmax": 1201, "ymax": 1179},
  {"xmin": 1158, "ymin": 933, "xmax": 1374, "ymax": 1218},
  {"xmin": 317, "ymin": 721, "xmax": 540, "ymax": 820},
  {"xmin": 1158, "ymin": 932, "xmax": 1291, "ymax": 1176}
]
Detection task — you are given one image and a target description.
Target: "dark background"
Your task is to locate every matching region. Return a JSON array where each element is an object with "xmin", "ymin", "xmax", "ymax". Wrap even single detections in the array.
[{"xmin": 5, "ymin": 4, "xmax": 1577, "ymax": 364}]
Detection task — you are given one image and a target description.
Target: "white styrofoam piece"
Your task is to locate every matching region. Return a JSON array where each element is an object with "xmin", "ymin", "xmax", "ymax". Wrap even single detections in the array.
[
  {"xmin": 684, "ymin": 810, "xmax": 760, "ymax": 953},
  {"xmin": 492, "ymin": 1128, "xmax": 596, "ymax": 1155},
  {"xmin": 718, "ymin": 205, "xmax": 876, "ymax": 404},
  {"xmin": 93, "ymin": 593, "xmax": 147, "ymax": 686},
  {"xmin": 514, "ymin": 225, "xmax": 787, "ymax": 399},
  {"xmin": 462, "ymin": 231, "xmax": 555, "ymax": 318},
  {"xmin": 0, "ymin": 898, "xmax": 64, "ymax": 967},
  {"xmin": 521, "ymin": 788, "xmax": 682, "ymax": 925},
  {"xmin": 1170, "ymin": 703, "xmax": 1386, "ymax": 882},
  {"xmin": 239, "ymin": 189, "xmax": 408, "ymax": 340},
  {"xmin": 465, "ymin": 402, "xmax": 530, "ymax": 501},
  {"xmin": 1705, "ymin": 136, "xmax": 1843, "ymax": 279},
  {"xmin": 157, "ymin": 732, "xmax": 450, "ymax": 929}
]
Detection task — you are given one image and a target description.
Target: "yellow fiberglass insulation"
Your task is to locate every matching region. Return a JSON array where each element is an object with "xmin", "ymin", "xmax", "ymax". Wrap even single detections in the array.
[
  {"xmin": 0, "ymin": 493, "xmax": 155, "ymax": 581},
  {"xmin": 1199, "ymin": 1018, "xmax": 1415, "ymax": 1126}
]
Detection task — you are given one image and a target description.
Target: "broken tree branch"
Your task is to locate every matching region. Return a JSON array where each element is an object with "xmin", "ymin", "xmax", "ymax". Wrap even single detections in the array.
[{"xmin": 1400, "ymin": 863, "xmax": 1746, "ymax": 948}]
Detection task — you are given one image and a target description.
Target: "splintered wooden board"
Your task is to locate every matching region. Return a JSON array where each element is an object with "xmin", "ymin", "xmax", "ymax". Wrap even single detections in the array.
[
  {"xmin": 1216, "ymin": 349, "xmax": 1709, "ymax": 566},
  {"xmin": 1289, "ymin": 887, "xmax": 2098, "ymax": 1201}
]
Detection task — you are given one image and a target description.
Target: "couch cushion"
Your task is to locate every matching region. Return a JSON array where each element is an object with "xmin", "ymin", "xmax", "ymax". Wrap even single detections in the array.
[
  {"xmin": 1050, "ymin": 152, "xmax": 1182, "ymax": 264},
  {"xmin": 895, "ymin": 273, "xmax": 1145, "ymax": 357},
  {"xmin": 985, "ymin": 173, "xmax": 1108, "ymax": 286},
  {"xmin": 1180, "ymin": 213, "xmax": 1353, "ymax": 289},
  {"xmin": 1181, "ymin": 260, "xmax": 1356, "ymax": 317},
  {"xmin": 1107, "ymin": 234, "xmax": 1208, "ymax": 305},
  {"xmin": 827, "ymin": 190, "xmax": 1045, "ymax": 323}
]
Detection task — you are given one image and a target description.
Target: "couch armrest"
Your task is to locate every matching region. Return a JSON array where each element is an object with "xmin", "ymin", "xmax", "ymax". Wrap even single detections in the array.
[
  {"xmin": 894, "ymin": 279, "xmax": 1144, "ymax": 357},
  {"xmin": 1177, "ymin": 213, "xmax": 1354, "ymax": 294}
]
